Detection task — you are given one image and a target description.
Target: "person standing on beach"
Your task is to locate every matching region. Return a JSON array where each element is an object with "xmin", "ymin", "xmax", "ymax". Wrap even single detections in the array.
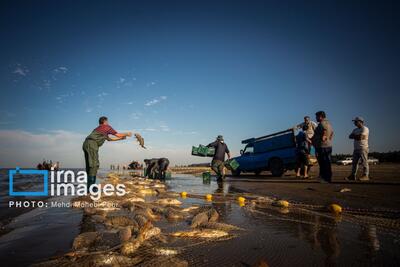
[
  {"xmin": 295, "ymin": 130, "xmax": 311, "ymax": 179},
  {"xmin": 83, "ymin": 116, "xmax": 132, "ymax": 190},
  {"xmin": 207, "ymin": 135, "xmax": 231, "ymax": 182},
  {"xmin": 312, "ymin": 111, "xmax": 334, "ymax": 183},
  {"xmin": 294, "ymin": 116, "xmax": 318, "ymax": 141},
  {"xmin": 346, "ymin": 117, "xmax": 370, "ymax": 181}
]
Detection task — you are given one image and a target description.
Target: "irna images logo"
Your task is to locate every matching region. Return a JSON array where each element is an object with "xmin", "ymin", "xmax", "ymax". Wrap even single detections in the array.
[
  {"xmin": 9, "ymin": 167, "xmax": 49, "ymax": 196},
  {"xmin": 8, "ymin": 167, "xmax": 126, "ymax": 201}
]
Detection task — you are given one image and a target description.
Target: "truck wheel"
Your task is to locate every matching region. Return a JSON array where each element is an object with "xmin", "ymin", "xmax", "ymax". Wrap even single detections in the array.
[
  {"xmin": 231, "ymin": 169, "xmax": 241, "ymax": 176},
  {"xmin": 269, "ymin": 158, "xmax": 284, "ymax": 177},
  {"xmin": 254, "ymin": 171, "xmax": 261, "ymax": 176}
]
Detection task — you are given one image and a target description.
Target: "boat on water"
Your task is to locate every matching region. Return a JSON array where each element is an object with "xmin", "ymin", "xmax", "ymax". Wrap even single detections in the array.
[{"xmin": 37, "ymin": 160, "xmax": 59, "ymax": 171}]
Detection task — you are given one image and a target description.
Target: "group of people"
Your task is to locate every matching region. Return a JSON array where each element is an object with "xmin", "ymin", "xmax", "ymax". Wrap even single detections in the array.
[
  {"xmin": 82, "ymin": 113, "xmax": 370, "ymax": 190},
  {"xmin": 294, "ymin": 111, "xmax": 370, "ymax": 183},
  {"xmin": 82, "ymin": 116, "xmax": 173, "ymax": 189},
  {"xmin": 143, "ymin": 158, "xmax": 170, "ymax": 180},
  {"xmin": 37, "ymin": 159, "xmax": 60, "ymax": 171}
]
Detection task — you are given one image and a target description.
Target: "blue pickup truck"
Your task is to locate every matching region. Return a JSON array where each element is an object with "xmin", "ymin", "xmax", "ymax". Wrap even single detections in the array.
[{"xmin": 231, "ymin": 129, "xmax": 307, "ymax": 177}]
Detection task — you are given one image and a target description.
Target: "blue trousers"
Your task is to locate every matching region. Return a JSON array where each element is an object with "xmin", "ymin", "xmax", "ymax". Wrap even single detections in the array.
[{"xmin": 316, "ymin": 147, "xmax": 332, "ymax": 182}]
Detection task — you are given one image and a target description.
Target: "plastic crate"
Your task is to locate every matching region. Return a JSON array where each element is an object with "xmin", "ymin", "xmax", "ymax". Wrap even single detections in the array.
[
  {"xmin": 197, "ymin": 145, "xmax": 209, "ymax": 156},
  {"xmin": 202, "ymin": 171, "xmax": 211, "ymax": 183},
  {"xmin": 191, "ymin": 146, "xmax": 200, "ymax": 156},
  {"xmin": 225, "ymin": 159, "xmax": 240, "ymax": 170},
  {"xmin": 191, "ymin": 145, "xmax": 215, "ymax": 157},
  {"xmin": 207, "ymin": 147, "xmax": 215, "ymax": 157}
]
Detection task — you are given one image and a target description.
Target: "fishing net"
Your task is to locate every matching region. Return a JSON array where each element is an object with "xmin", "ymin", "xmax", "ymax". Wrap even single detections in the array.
[{"xmin": 34, "ymin": 174, "xmax": 400, "ymax": 266}]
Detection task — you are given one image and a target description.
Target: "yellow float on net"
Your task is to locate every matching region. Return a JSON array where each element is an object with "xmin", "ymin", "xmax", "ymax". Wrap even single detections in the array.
[
  {"xmin": 181, "ymin": 191, "xmax": 187, "ymax": 198},
  {"xmin": 328, "ymin": 204, "xmax": 343, "ymax": 214},
  {"xmin": 278, "ymin": 208, "xmax": 290, "ymax": 214},
  {"xmin": 205, "ymin": 194, "xmax": 212, "ymax": 201},
  {"xmin": 237, "ymin": 196, "xmax": 246, "ymax": 203},
  {"xmin": 274, "ymin": 200, "xmax": 289, "ymax": 208}
]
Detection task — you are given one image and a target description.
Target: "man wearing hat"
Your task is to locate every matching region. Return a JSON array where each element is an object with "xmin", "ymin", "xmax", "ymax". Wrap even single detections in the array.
[
  {"xmin": 207, "ymin": 135, "xmax": 231, "ymax": 181},
  {"xmin": 347, "ymin": 117, "xmax": 370, "ymax": 181}
]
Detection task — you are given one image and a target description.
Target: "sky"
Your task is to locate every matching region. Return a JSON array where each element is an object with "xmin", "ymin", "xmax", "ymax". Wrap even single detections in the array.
[{"xmin": 0, "ymin": 0, "xmax": 399, "ymax": 168}]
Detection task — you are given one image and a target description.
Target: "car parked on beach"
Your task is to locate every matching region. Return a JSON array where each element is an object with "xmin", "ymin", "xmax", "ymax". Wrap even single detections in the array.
[
  {"xmin": 337, "ymin": 157, "xmax": 353, "ymax": 166},
  {"xmin": 337, "ymin": 157, "xmax": 379, "ymax": 165},
  {"xmin": 230, "ymin": 129, "xmax": 316, "ymax": 177},
  {"xmin": 368, "ymin": 157, "xmax": 380, "ymax": 165}
]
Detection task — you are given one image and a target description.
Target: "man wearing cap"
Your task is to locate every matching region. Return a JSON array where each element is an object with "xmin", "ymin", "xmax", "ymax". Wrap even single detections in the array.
[
  {"xmin": 207, "ymin": 135, "xmax": 231, "ymax": 181},
  {"xmin": 347, "ymin": 117, "xmax": 370, "ymax": 181}
]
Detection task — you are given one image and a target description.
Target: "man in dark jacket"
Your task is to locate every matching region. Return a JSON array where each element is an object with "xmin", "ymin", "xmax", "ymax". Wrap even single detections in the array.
[{"xmin": 207, "ymin": 135, "xmax": 231, "ymax": 181}]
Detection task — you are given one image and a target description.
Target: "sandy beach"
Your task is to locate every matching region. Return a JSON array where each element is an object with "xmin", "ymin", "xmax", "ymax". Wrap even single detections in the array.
[
  {"xmin": 1, "ymin": 165, "xmax": 399, "ymax": 266},
  {"xmin": 225, "ymin": 163, "xmax": 400, "ymax": 210},
  {"xmin": 2, "ymin": 1, "xmax": 399, "ymax": 266}
]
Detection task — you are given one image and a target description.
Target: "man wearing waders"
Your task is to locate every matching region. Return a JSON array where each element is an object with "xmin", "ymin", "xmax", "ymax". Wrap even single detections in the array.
[
  {"xmin": 207, "ymin": 135, "xmax": 231, "ymax": 182},
  {"xmin": 83, "ymin": 116, "xmax": 132, "ymax": 190}
]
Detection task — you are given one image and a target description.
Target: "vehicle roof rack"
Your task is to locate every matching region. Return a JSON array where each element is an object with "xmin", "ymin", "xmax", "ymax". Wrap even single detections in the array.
[{"xmin": 241, "ymin": 129, "xmax": 294, "ymax": 144}]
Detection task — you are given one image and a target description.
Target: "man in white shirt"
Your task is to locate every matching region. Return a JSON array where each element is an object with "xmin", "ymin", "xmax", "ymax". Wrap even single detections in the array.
[
  {"xmin": 346, "ymin": 117, "xmax": 370, "ymax": 181},
  {"xmin": 295, "ymin": 116, "xmax": 318, "ymax": 140}
]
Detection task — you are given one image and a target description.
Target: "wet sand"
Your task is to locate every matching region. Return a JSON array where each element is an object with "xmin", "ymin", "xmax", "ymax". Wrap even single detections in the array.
[
  {"xmin": 0, "ymin": 168, "xmax": 86, "ymax": 230},
  {"xmin": 225, "ymin": 163, "xmax": 400, "ymax": 210},
  {"xmin": 0, "ymin": 169, "xmax": 100, "ymax": 266},
  {"xmin": 0, "ymin": 196, "xmax": 82, "ymax": 266},
  {"xmin": 0, "ymin": 165, "xmax": 399, "ymax": 266}
]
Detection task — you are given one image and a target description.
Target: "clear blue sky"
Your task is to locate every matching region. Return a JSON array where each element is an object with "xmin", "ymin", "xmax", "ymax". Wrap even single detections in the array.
[{"xmin": 0, "ymin": 0, "xmax": 399, "ymax": 167}]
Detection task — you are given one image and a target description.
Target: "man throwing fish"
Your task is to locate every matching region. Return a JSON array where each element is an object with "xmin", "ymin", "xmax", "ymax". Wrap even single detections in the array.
[
  {"xmin": 83, "ymin": 116, "xmax": 132, "ymax": 190},
  {"xmin": 207, "ymin": 135, "xmax": 231, "ymax": 182}
]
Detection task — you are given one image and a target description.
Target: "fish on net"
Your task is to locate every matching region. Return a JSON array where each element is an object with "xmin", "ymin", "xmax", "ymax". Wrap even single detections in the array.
[{"xmin": 43, "ymin": 173, "xmax": 400, "ymax": 266}]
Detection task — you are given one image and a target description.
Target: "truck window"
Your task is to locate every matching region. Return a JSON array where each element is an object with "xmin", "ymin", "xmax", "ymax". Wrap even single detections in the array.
[{"xmin": 244, "ymin": 145, "xmax": 254, "ymax": 154}]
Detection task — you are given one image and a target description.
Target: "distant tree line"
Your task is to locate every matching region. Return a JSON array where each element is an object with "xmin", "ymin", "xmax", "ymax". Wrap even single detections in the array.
[
  {"xmin": 188, "ymin": 163, "xmax": 211, "ymax": 167},
  {"xmin": 332, "ymin": 151, "xmax": 400, "ymax": 163},
  {"xmin": 184, "ymin": 151, "xmax": 400, "ymax": 166}
]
